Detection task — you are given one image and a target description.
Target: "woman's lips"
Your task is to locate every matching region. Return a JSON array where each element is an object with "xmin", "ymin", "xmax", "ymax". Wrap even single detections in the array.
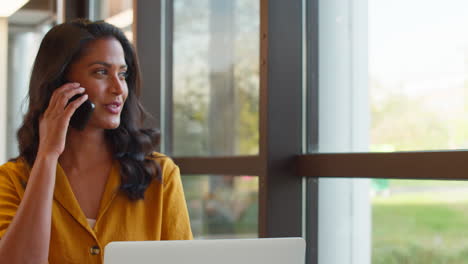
[{"xmin": 104, "ymin": 102, "xmax": 121, "ymax": 114}]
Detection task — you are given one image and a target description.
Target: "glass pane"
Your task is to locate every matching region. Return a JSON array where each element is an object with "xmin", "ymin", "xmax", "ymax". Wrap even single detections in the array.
[
  {"xmin": 316, "ymin": 178, "xmax": 468, "ymax": 263},
  {"xmin": 92, "ymin": 0, "xmax": 133, "ymax": 42},
  {"xmin": 370, "ymin": 0, "xmax": 468, "ymax": 151},
  {"xmin": 173, "ymin": 0, "xmax": 260, "ymax": 156},
  {"xmin": 182, "ymin": 175, "xmax": 258, "ymax": 238},
  {"xmin": 372, "ymin": 179, "xmax": 468, "ymax": 263},
  {"xmin": 316, "ymin": 0, "xmax": 468, "ymax": 153}
]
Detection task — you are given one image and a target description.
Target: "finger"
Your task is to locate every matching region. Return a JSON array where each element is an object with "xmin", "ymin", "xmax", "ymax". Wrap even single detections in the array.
[
  {"xmin": 50, "ymin": 82, "xmax": 81, "ymax": 110},
  {"xmin": 52, "ymin": 86, "xmax": 86, "ymax": 114},
  {"xmin": 63, "ymin": 94, "xmax": 89, "ymax": 120},
  {"xmin": 48, "ymin": 83, "xmax": 81, "ymax": 112}
]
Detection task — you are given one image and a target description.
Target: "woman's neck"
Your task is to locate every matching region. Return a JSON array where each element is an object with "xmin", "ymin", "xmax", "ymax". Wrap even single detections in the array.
[{"xmin": 59, "ymin": 127, "xmax": 113, "ymax": 172}]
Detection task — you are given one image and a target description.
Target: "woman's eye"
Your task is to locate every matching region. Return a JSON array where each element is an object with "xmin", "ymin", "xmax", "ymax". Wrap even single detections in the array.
[
  {"xmin": 119, "ymin": 72, "xmax": 128, "ymax": 79},
  {"xmin": 95, "ymin": 69, "xmax": 107, "ymax": 75}
]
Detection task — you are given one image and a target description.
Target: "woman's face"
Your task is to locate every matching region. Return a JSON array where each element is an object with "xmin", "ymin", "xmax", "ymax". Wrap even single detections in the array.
[{"xmin": 66, "ymin": 37, "xmax": 128, "ymax": 130}]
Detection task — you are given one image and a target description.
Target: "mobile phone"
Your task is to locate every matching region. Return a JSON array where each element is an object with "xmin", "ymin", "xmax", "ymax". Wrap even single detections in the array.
[{"xmin": 68, "ymin": 94, "xmax": 95, "ymax": 131}]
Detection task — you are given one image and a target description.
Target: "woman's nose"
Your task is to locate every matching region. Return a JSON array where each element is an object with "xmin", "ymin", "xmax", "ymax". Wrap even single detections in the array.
[{"xmin": 111, "ymin": 75, "xmax": 125, "ymax": 95}]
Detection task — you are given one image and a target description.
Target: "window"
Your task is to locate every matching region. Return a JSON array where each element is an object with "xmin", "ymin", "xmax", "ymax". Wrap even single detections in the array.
[
  {"xmin": 172, "ymin": 0, "xmax": 259, "ymax": 157},
  {"xmin": 183, "ymin": 175, "xmax": 258, "ymax": 238},
  {"xmin": 304, "ymin": 0, "xmax": 468, "ymax": 263},
  {"xmin": 135, "ymin": 0, "xmax": 468, "ymax": 262},
  {"xmin": 136, "ymin": 0, "xmax": 262, "ymax": 240}
]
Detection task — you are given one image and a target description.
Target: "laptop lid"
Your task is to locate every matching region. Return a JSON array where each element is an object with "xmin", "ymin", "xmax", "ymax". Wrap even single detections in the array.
[{"xmin": 104, "ymin": 237, "xmax": 305, "ymax": 264}]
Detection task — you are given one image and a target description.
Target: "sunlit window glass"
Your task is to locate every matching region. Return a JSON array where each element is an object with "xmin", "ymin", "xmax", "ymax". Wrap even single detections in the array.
[
  {"xmin": 182, "ymin": 175, "xmax": 258, "ymax": 238},
  {"xmin": 173, "ymin": 0, "xmax": 260, "ymax": 157},
  {"xmin": 315, "ymin": 0, "xmax": 468, "ymax": 263},
  {"xmin": 372, "ymin": 179, "xmax": 468, "ymax": 263},
  {"xmin": 370, "ymin": 0, "xmax": 468, "ymax": 152}
]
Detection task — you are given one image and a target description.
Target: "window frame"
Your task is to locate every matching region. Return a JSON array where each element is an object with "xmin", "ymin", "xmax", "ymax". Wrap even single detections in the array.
[
  {"xmin": 136, "ymin": 0, "xmax": 304, "ymax": 240},
  {"xmin": 127, "ymin": 0, "xmax": 468, "ymax": 263}
]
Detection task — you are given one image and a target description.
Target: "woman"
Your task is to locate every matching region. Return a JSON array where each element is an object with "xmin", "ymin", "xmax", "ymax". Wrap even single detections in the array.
[{"xmin": 0, "ymin": 19, "xmax": 192, "ymax": 263}]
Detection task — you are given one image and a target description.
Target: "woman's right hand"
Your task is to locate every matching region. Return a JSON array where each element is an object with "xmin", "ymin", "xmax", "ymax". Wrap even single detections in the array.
[{"xmin": 37, "ymin": 82, "xmax": 88, "ymax": 159}]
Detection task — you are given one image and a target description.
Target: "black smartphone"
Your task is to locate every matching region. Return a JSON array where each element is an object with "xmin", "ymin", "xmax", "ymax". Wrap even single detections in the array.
[{"xmin": 68, "ymin": 94, "xmax": 95, "ymax": 131}]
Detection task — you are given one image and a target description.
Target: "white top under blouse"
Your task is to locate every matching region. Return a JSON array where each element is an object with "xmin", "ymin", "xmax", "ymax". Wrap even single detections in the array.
[{"xmin": 87, "ymin": 218, "xmax": 96, "ymax": 228}]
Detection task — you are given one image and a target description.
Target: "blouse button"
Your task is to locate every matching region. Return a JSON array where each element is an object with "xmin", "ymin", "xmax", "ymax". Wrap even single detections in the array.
[{"xmin": 90, "ymin": 246, "xmax": 101, "ymax": 255}]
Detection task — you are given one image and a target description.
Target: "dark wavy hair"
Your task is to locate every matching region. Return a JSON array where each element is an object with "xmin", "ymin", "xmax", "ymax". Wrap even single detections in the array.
[{"xmin": 16, "ymin": 19, "xmax": 161, "ymax": 200}]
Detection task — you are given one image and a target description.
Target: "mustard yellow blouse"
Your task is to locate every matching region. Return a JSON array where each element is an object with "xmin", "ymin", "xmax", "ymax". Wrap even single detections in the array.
[{"xmin": 0, "ymin": 153, "xmax": 193, "ymax": 263}]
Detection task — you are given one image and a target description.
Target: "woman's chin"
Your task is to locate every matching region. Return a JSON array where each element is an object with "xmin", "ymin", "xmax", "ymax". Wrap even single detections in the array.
[
  {"xmin": 105, "ymin": 120, "xmax": 121, "ymax": 130},
  {"xmin": 96, "ymin": 118, "xmax": 121, "ymax": 130},
  {"xmin": 84, "ymin": 116, "xmax": 122, "ymax": 130}
]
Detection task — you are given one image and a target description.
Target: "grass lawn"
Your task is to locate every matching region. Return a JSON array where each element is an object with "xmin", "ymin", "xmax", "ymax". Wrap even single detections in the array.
[
  {"xmin": 389, "ymin": 179, "xmax": 468, "ymax": 188},
  {"xmin": 373, "ymin": 188, "xmax": 468, "ymax": 264}
]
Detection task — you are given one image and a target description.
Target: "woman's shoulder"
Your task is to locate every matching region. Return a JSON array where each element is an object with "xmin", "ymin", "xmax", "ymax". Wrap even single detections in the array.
[
  {"xmin": 146, "ymin": 152, "xmax": 179, "ymax": 176},
  {"xmin": 0, "ymin": 158, "xmax": 30, "ymax": 183}
]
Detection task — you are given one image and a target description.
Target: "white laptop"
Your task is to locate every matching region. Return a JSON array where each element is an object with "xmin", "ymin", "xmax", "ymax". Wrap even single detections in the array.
[{"xmin": 104, "ymin": 237, "xmax": 305, "ymax": 264}]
